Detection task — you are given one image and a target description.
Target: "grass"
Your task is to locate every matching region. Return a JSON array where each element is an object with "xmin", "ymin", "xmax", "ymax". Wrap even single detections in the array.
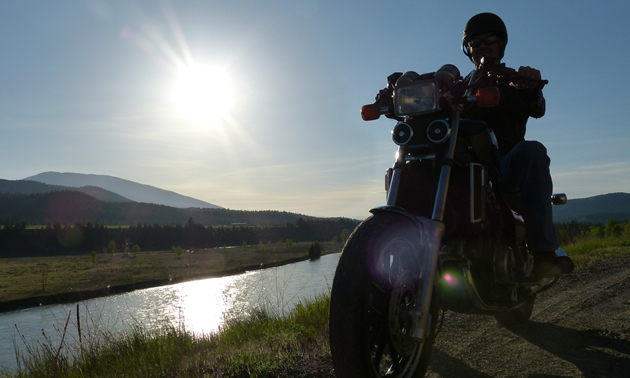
[
  {"xmin": 0, "ymin": 241, "xmax": 341, "ymax": 307},
  {"xmin": 3, "ymin": 293, "xmax": 332, "ymax": 378},
  {"xmin": 562, "ymin": 237, "xmax": 630, "ymax": 268}
]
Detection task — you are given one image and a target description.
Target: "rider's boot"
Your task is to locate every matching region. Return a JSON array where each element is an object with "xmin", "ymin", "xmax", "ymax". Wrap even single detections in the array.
[{"xmin": 528, "ymin": 249, "xmax": 574, "ymax": 281}]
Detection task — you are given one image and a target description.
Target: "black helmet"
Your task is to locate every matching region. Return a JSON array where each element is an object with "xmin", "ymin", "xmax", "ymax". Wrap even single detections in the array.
[{"xmin": 462, "ymin": 13, "xmax": 508, "ymax": 60}]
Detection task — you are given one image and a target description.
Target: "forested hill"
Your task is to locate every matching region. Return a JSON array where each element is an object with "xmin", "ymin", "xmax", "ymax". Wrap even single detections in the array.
[
  {"xmin": 0, "ymin": 191, "xmax": 360, "ymax": 257},
  {"xmin": 553, "ymin": 192, "xmax": 630, "ymax": 223},
  {"xmin": 0, "ymin": 191, "xmax": 351, "ymax": 227},
  {"xmin": 0, "ymin": 179, "xmax": 132, "ymax": 203}
]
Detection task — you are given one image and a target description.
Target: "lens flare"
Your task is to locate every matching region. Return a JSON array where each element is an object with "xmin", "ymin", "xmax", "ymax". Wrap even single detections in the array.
[{"xmin": 442, "ymin": 273, "xmax": 460, "ymax": 288}]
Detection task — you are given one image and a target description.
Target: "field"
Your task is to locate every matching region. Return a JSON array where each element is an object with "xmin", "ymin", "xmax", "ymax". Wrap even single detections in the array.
[{"xmin": 0, "ymin": 241, "xmax": 341, "ymax": 310}]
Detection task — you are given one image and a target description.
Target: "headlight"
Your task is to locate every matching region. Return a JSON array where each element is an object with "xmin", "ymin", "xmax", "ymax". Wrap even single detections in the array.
[{"xmin": 394, "ymin": 79, "xmax": 439, "ymax": 117}]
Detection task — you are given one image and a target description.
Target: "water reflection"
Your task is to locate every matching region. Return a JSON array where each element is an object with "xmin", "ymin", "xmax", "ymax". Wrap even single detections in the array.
[{"xmin": 0, "ymin": 253, "xmax": 340, "ymax": 371}]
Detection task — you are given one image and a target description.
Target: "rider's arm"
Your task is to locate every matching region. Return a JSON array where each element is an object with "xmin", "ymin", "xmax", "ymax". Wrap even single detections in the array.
[
  {"xmin": 514, "ymin": 66, "xmax": 545, "ymax": 119},
  {"xmin": 518, "ymin": 88, "xmax": 545, "ymax": 119}
]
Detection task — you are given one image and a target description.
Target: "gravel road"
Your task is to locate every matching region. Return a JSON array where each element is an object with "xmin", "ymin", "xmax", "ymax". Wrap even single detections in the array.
[
  {"xmin": 306, "ymin": 256, "xmax": 630, "ymax": 377},
  {"xmin": 426, "ymin": 255, "xmax": 630, "ymax": 377}
]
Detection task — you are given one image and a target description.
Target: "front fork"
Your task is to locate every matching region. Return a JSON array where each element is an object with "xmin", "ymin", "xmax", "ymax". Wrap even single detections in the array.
[{"xmin": 382, "ymin": 109, "xmax": 462, "ymax": 341}]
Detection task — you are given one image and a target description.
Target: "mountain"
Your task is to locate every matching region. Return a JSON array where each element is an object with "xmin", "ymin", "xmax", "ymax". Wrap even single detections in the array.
[
  {"xmin": 0, "ymin": 179, "xmax": 132, "ymax": 203},
  {"xmin": 553, "ymin": 192, "xmax": 630, "ymax": 223},
  {"xmin": 0, "ymin": 191, "xmax": 332, "ymax": 226},
  {"xmin": 24, "ymin": 172, "xmax": 222, "ymax": 209}
]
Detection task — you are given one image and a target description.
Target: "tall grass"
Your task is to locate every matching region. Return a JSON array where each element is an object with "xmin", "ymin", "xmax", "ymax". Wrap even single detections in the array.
[
  {"xmin": 562, "ymin": 237, "xmax": 630, "ymax": 268},
  {"xmin": 3, "ymin": 293, "xmax": 331, "ymax": 378}
]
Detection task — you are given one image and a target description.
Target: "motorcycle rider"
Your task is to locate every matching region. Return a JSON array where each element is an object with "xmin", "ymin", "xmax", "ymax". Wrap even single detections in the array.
[{"xmin": 461, "ymin": 12, "xmax": 574, "ymax": 280}]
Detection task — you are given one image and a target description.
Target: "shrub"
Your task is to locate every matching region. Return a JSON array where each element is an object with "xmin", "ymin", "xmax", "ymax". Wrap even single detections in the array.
[
  {"xmin": 309, "ymin": 240, "xmax": 321, "ymax": 260},
  {"xmin": 172, "ymin": 245, "xmax": 184, "ymax": 259}
]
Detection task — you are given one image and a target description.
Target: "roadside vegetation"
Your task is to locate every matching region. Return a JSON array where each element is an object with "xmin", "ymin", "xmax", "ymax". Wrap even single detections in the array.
[
  {"xmin": 3, "ymin": 292, "xmax": 332, "ymax": 378},
  {"xmin": 556, "ymin": 219, "xmax": 630, "ymax": 267},
  {"xmin": 2, "ymin": 220, "xmax": 630, "ymax": 377}
]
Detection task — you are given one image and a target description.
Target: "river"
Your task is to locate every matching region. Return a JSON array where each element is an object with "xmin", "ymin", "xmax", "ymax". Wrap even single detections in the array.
[{"xmin": 0, "ymin": 253, "xmax": 340, "ymax": 372}]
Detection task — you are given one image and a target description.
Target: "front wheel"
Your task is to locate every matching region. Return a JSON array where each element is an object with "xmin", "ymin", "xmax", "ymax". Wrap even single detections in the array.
[{"xmin": 329, "ymin": 213, "xmax": 438, "ymax": 378}]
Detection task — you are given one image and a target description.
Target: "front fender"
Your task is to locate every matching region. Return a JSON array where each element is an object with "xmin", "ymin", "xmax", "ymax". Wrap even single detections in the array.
[{"xmin": 370, "ymin": 206, "xmax": 445, "ymax": 241}]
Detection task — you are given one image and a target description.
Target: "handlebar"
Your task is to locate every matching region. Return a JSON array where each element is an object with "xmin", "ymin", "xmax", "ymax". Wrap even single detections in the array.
[
  {"xmin": 479, "ymin": 59, "xmax": 548, "ymax": 89},
  {"xmin": 363, "ymin": 62, "xmax": 549, "ymax": 120}
]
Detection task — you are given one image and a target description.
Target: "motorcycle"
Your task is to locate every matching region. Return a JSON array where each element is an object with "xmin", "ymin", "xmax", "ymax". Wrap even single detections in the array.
[{"xmin": 328, "ymin": 60, "xmax": 570, "ymax": 377}]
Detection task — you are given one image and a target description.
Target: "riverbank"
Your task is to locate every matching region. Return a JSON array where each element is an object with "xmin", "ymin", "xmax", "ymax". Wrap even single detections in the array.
[
  {"xmin": 0, "ymin": 241, "xmax": 341, "ymax": 313},
  {"xmin": 5, "ymin": 292, "xmax": 334, "ymax": 378}
]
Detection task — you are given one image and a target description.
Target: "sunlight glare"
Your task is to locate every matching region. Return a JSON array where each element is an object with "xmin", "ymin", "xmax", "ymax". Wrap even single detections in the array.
[{"xmin": 173, "ymin": 64, "xmax": 233, "ymax": 124}]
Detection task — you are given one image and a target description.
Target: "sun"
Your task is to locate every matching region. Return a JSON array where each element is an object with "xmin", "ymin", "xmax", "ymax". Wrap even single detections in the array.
[{"xmin": 173, "ymin": 64, "xmax": 233, "ymax": 123}]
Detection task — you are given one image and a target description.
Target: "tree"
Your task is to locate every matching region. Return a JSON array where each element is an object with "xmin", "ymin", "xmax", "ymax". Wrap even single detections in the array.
[
  {"xmin": 132, "ymin": 244, "xmax": 140, "ymax": 257},
  {"xmin": 309, "ymin": 240, "xmax": 322, "ymax": 260},
  {"xmin": 91, "ymin": 251, "xmax": 97, "ymax": 267},
  {"xmin": 589, "ymin": 226, "xmax": 603, "ymax": 239},
  {"xmin": 604, "ymin": 219, "xmax": 621, "ymax": 239},
  {"xmin": 108, "ymin": 240, "xmax": 117, "ymax": 254},
  {"xmin": 285, "ymin": 239, "xmax": 293, "ymax": 248},
  {"xmin": 173, "ymin": 245, "xmax": 184, "ymax": 259},
  {"xmin": 341, "ymin": 229, "xmax": 350, "ymax": 243},
  {"xmin": 107, "ymin": 240, "xmax": 117, "ymax": 261}
]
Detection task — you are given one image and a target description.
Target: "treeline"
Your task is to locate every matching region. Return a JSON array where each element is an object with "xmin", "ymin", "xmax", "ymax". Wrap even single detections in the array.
[
  {"xmin": 555, "ymin": 219, "xmax": 630, "ymax": 245},
  {"xmin": 0, "ymin": 191, "xmax": 338, "ymax": 226},
  {"xmin": 0, "ymin": 217, "xmax": 360, "ymax": 258}
]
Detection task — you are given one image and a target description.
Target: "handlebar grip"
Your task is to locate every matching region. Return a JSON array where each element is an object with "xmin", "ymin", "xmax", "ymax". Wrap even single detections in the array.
[{"xmin": 511, "ymin": 71, "xmax": 549, "ymax": 88}]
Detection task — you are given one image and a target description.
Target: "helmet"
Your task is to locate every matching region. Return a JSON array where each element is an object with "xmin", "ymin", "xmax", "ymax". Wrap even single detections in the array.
[{"xmin": 462, "ymin": 13, "xmax": 508, "ymax": 60}]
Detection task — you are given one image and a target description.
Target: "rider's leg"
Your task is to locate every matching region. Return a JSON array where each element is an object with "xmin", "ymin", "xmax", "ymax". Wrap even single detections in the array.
[{"xmin": 500, "ymin": 140, "xmax": 573, "ymax": 278}]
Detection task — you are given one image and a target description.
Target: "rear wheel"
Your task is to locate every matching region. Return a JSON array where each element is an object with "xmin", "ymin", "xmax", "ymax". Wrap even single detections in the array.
[{"xmin": 329, "ymin": 214, "xmax": 438, "ymax": 378}]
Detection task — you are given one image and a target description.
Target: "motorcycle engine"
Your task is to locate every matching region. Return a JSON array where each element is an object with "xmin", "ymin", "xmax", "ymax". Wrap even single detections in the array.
[{"xmin": 493, "ymin": 246, "xmax": 515, "ymax": 284}]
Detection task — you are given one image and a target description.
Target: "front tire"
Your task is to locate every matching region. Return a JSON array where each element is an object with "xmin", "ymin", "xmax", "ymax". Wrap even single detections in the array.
[{"xmin": 329, "ymin": 214, "xmax": 438, "ymax": 378}]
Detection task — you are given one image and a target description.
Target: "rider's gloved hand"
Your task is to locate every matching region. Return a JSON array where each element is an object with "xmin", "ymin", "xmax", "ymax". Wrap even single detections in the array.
[
  {"xmin": 375, "ymin": 88, "xmax": 393, "ymax": 108},
  {"xmin": 512, "ymin": 66, "xmax": 541, "ymax": 89}
]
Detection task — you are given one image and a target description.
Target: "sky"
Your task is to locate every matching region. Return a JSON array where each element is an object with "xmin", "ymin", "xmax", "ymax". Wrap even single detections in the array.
[{"xmin": 1, "ymin": 0, "xmax": 629, "ymax": 220}]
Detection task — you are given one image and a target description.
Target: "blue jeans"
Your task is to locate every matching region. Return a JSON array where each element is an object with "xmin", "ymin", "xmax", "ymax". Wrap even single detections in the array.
[{"xmin": 500, "ymin": 141, "xmax": 558, "ymax": 253}]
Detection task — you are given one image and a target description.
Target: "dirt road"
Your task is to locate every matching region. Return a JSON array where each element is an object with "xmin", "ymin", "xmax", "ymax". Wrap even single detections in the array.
[{"xmin": 426, "ymin": 256, "xmax": 630, "ymax": 377}]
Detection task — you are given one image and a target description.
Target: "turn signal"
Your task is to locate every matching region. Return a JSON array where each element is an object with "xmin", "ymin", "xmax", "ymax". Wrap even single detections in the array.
[
  {"xmin": 476, "ymin": 87, "xmax": 500, "ymax": 107},
  {"xmin": 361, "ymin": 104, "xmax": 382, "ymax": 121}
]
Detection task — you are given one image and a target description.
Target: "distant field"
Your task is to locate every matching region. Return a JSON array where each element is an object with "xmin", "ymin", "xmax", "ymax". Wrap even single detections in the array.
[
  {"xmin": 16, "ymin": 224, "xmax": 284, "ymax": 230},
  {"xmin": 1, "ymin": 225, "xmax": 135, "ymax": 230},
  {"xmin": 0, "ymin": 241, "xmax": 341, "ymax": 308}
]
